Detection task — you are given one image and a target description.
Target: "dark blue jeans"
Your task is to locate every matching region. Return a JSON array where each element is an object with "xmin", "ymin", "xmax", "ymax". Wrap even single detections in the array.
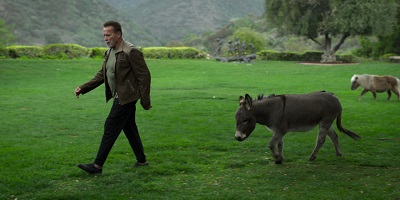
[{"xmin": 94, "ymin": 99, "xmax": 146, "ymax": 167}]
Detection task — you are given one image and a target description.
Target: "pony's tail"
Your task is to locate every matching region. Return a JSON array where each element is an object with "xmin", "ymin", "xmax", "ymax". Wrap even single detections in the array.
[
  {"xmin": 336, "ymin": 112, "xmax": 361, "ymax": 140},
  {"xmin": 397, "ymin": 78, "xmax": 400, "ymax": 98}
]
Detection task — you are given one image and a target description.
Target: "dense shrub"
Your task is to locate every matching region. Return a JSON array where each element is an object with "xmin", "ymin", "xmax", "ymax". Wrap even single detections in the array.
[
  {"xmin": 258, "ymin": 50, "xmax": 321, "ymax": 61},
  {"xmin": 258, "ymin": 50, "xmax": 301, "ymax": 61},
  {"xmin": 232, "ymin": 27, "xmax": 266, "ymax": 53},
  {"xmin": 257, "ymin": 50, "xmax": 282, "ymax": 60},
  {"xmin": 142, "ymin": 47, "xmax": 206, "ymax": 59},
  {"xmin": 0, "ymin": 47, "xmax": 9, "ymax": 58},
  {"xmin": 352, "ymin": 37, "xmax": 376, "ymax": 59},
  {"xmin": 88, "ymin": 47, "xmax": 108, "ymax": 58},
  {"xmin": 382, "ymin": 53, "xmax": 400, "ymax": 63},
  {"xmin": 5, "ymin": 46, "xmax": 44, "ymax": 58},
  {"xmin": 336, "ymin": 54, "xmax": 356, "ymax": 63},
  {"xmin": 43, "ymin": 44, "xmax": 89, "ymax": 59},
  {"xmin": 257, "ymin": 50, "xmax": 356, "ymax": 63},
  {"xmin": 354, "ymin": 30, "xmax": 400, "ymax": 60},
  {"xmin": 280, "ymin": 51, "xmax": 301, "ymax": 61},
  {"xmin": 301, "ymin": 51, "xmax": 324, "ymax": 62}
]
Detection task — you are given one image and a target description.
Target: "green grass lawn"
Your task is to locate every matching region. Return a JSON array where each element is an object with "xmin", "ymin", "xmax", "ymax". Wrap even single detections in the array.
[{"xmin": 0, "ymin": 59, "xmax": 399, "ymax": 199}]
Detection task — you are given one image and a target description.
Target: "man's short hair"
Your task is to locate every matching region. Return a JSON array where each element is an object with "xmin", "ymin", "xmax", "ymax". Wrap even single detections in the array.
[{"xmin": 104, "ymin": 21, "xmax": 122, "ymax": 35}]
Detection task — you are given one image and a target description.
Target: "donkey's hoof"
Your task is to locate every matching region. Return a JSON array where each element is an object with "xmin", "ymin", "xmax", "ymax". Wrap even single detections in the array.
[
  {"xmin": 274, "ymin": 160, "xmax": 283, "ymax": 164},
  {"xmin": 274, "ymin": 156, "xmax": 283, "ymax": 164}
]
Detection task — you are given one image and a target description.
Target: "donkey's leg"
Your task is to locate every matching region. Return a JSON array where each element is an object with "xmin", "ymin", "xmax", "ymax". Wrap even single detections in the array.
[
  {"xmin": 359, "ymin": 89, "xmax": 369, "ymax": 100},
  {"xmin": 309, "ymin": 126, "xmax": 328, "ymax": 161},
  {"xmin": 269, "ymin": 132, "xmax": 284, "ymax": 164},
  {"xmin": 277, "ymin": 138, "xmax": 284, "ymax": 164},
  {"xmin": 327, "ymin": 127, "xmax": 342, "ymax": 157}
]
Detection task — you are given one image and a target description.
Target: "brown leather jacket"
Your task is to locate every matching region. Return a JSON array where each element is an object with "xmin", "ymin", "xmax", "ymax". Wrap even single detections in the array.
[{"xmin": 79, "ymin": 40, "xmax": 151, "ymax": 107}]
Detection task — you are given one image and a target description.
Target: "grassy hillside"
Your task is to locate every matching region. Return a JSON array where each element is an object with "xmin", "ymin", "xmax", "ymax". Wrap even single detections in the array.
[
  {"xmin": 107, "ymin": 0, "xmax": 265, "ymax": 45},
  {"xmin": 0, "ymin": 0, "xmax": 160, "ymax": 47},
  {"xmin": 1, "ymin": 0, "xmax": 264, "ymax": 47}
]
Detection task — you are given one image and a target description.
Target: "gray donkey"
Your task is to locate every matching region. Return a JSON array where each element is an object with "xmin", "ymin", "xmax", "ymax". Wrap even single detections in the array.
[{"xmin": 235, "ymin": 91, "xmax": 360, "ymax": 164}]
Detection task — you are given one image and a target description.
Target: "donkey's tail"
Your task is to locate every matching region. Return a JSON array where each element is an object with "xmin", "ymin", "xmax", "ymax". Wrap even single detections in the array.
[{"xmin": 336, "ymin": 112, "xmax": 361, "ymax": 140}]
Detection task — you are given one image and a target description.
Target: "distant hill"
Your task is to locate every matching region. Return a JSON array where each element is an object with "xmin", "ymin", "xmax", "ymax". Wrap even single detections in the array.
[
  {"xmin": 106, "ymin": 0, "xmax": 265, "ymax": 45},
  {"xmin": 0, "ymin": 0, "xmax": 265, "ymax": 47},
  {"xmin": 0, "ymin": 0, "xmax": 160, "ymax": 47}
]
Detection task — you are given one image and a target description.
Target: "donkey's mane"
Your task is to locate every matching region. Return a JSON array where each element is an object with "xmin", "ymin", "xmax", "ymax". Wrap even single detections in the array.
[
  {"xmin": 255, "ymin": 91, "xmax": 329, "ymax": 102},
  {"xmin": 255, "ymin": 94, "xmax": 279, "ymax": 101},
  {"xmin": 256, "ymin": 94, "xmax": 266, "ymax": 100}
]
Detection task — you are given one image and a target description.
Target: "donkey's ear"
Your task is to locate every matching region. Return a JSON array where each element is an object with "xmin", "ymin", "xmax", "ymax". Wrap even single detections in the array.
[
  {"xmin": 244, "ymin": 94, "xmax": 252, "ymax": 110},
  {"xmin": 239, "ymin": 96, "xmax": 245, "ymax": 105}
]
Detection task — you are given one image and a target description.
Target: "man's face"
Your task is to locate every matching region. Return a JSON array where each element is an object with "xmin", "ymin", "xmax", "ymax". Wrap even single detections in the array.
[{"xmin": 103, "ymin": 26, "xmax": 120, "ymax": 48}]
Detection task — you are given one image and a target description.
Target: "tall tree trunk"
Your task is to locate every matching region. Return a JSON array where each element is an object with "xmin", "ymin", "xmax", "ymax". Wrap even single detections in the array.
[
  {"xmin": 321, "ymin": 33, "xmax": 350, "ymax": 63},
  {"xmin": 321, "ymin": 34, "xmax": 336, "ymax": 62}
]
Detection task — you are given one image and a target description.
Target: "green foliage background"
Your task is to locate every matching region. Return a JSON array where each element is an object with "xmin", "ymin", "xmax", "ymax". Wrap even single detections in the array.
[{"xmin": 0, "ymin": 0, "xmax": 399, "ymax": 59}]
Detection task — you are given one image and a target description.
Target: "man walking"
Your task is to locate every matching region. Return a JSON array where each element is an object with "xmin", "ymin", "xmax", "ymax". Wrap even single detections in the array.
[{"xmin": 74, "ymin": 21, "xmax": 151, "ymax": 174}]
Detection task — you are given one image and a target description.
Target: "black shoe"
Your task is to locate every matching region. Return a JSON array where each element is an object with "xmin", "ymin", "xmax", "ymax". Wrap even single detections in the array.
[
  {"xmin": 134, "ymin": 162, "xmax": 149, "ymax": 167},
  {"xmin": 77, "ymin": 163, "xmax": 102, "ymax": 174}
]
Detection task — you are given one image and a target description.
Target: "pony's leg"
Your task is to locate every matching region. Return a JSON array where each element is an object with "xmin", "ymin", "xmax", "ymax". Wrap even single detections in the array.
[
  {"xmin": 309, "ymin": 126, "xmax": 328, "ymax": 161},
  {"xmin": 372, "ymin": 91, "xmax": 377, "ymax": 100},
  {"xmin": 327, "ymin": 127, "xmax": 342, "ymax": 156},
  {"xmin": 387, "ymin": 90, "xmax": 392, "ymax": 101},
  {"xmin": 359, "ymin": 89, "xmax": 369, "ymax": 100},
  {"xmin": 269, "ymin": 132, "xmax": 284, "ymax": 164},
  {"xmin": 391, "ymin": 87, "xmax": 400, "ymax": 101}
]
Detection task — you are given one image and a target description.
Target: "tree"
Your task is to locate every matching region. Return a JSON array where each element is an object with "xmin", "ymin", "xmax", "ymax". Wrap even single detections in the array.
[
  {"xmin": 265, "ymin": 0, "xmax": 397, "ymax": 62},
  {"xmin": 0, "ymin": 19, "xmax": 14, "ymax": 47},
  {"xmin": 232, "ymin": 27, "xmax": 266, "ymax": 52},
  {"xmin": 375, "ymin": 0, "xmax": 400, "ymax": 56}
]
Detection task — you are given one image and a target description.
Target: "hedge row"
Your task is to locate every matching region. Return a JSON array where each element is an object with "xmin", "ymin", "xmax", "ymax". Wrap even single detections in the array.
[
  {"xmin": 0, "ymin": 44, "xmax": 88, "ymax": 59},
  {"xmin": 142, "ymin": 47, "xmax": 206, "ymax": 59},
  {"xmin": 257, "ymin": 50, "xmax": 356, "ymax": 63},
  {"xmin": 0, "ymin": 44, "xmax": 206, "ymax": 59},
  {"xmin": 1, "ymin": 44, "xmax": 359, "ymax": 62}
]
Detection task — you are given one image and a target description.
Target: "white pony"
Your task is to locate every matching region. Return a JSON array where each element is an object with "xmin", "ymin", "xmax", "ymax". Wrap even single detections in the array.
[{"xmin": 351, "ymin": 74, "xmax": 400, "ymax": 101}]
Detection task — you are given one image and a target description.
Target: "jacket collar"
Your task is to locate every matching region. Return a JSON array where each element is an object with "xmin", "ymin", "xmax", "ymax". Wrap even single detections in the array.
[
  {"xmin": 113, "ymin": 39, "xmax": 125, "ymax": 53},
  {"xmin": 109, "ymin": 39, "xmax": 134, "ymax": 56}
]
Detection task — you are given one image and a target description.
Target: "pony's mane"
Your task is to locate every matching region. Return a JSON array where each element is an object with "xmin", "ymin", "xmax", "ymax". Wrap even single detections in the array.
[
  {"xmin": 352, "ymin": 74, "xmax": 375, "ymax": 87},
  {"xmin": 351, "ymin": 74, "xmax": 359, "ymax": 82}
]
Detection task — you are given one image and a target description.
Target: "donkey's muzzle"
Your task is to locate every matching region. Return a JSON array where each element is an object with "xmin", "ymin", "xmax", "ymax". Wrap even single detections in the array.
[
  {"xmin": 235, "ymin": 134, "xmax": 246, "ymax": 142},
  {"xmin": 235, "ymin": 136, "xmax": 244, "ymax": 142},
  {"xmin": 235, "ymin": 131, "xmax": 247, "ymax": 142}
]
